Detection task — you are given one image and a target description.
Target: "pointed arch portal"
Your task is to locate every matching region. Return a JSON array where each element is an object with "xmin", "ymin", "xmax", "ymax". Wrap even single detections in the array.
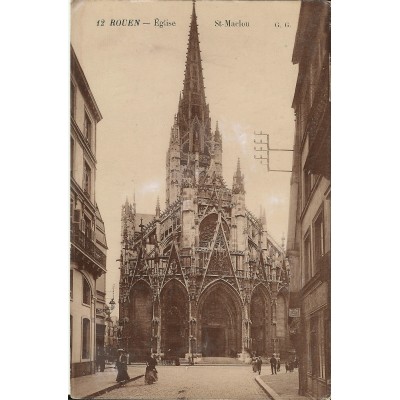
[
  {"xmin": 129, "ymin": 281, "xmax": 152, "ymax": 360},
  {"xmin": 198, "ymin": 282, "xmax": 242, "ymax": 357},
  {"xmin": 160, "ymin": 280, "xmax": 189, "ymax": 357},
  {"xmin": 250, "ymin": 285, "xmax": 271, "ymax": 356}
]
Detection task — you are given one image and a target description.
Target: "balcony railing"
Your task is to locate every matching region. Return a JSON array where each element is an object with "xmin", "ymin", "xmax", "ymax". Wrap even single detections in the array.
[{"xmin": 71, "ymin": 224, "xmax": 106, "ymax": 268}]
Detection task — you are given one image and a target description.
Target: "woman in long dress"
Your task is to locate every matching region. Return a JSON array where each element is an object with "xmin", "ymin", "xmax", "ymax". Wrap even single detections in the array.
[
  {"xmin": 145, "ymin": 354, "xmax": 158, "ymax": 384},
  {"xmin": 116, "ymin": 349, "xmax": 130, "ymax": 383}
]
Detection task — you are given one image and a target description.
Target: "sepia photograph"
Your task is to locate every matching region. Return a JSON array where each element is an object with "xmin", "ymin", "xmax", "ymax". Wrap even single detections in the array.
[{"xmin": 69, "ymin": 0, "xmax": 330, "ymax": 399}]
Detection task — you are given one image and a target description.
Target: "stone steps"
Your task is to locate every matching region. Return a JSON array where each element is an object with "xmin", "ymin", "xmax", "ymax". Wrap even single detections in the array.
[{"xmin": 196, "ymin": 357, "xmax": 243, "ymax": 365}]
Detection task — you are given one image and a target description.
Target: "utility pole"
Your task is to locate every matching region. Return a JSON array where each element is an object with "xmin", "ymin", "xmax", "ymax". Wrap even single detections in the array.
[{"xmin": 254, "ymin": 131, "xmax": 293, "ymax": 172}]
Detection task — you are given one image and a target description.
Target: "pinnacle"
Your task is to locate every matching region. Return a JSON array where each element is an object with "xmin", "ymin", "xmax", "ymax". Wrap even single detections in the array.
[
  {"xmin": 236, "ymin": 158, "xmax": 241, "ymax": 174},
  {"xmin": 232, "ymin": 158, "xmax": 245, "ymax": 194},
  {"xmin": 261, "ymin": 207, "xmax": 267, "ymax": 225},
  {"xmin": 214, "ymin": 121, "xmax": 222, "ymax": 143},
  {"xmin": 156, "ymin": 196, "xmax": 161, "ymax": 216}
]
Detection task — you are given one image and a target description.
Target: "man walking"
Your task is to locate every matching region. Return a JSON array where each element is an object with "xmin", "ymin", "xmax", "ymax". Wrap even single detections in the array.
[
  {"xmin": 256, "ymin": 357, "xmax": 263, "ymax": 375},
  {"xmin": 269, "ymin": 354, "xmax": 277, "ymax": 375}
]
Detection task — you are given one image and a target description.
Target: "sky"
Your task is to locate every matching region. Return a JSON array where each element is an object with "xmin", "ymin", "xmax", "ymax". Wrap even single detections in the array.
[{"xmin": 71, "ymin": 0, "xmax": 301, "ymax": 313}]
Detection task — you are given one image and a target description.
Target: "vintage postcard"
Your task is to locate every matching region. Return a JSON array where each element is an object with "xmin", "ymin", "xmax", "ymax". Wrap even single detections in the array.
[{"xmin": 70, "ymin": 0, "xmax": 330, "ymax": 399}]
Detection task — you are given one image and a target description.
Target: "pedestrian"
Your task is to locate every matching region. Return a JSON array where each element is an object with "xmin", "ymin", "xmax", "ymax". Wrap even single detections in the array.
[
  {"xmin": 277, "ymin": 357, "xmax": 280, "ymax": 372},
  {"xmin": 96, "ymin": 347, "xmax": 101, "ymax": 372},
  {"xmin": 99, "ymin": 352, "xmax": 105, "ymax": 372},
  {"xmin": 269, "ymin": 354, "xmax": 277, "ymax": 375},
  {"xmin": 251, "ymin": 355, "xmax": 258, "ymax": 373},
  {"xmin": 145, "ymin": 353, "xmax": 158, "ymax": 384},
  {"xmin": 116, "ymin": 349, "xmax": 130, "ymax": 384},
  {"xmin": 256, "ymin": 356, "xmax": 263, "ymax": 375},
  {"xmin": 97, "ymin": 347, "xmax": 105, "ymax": 372}
]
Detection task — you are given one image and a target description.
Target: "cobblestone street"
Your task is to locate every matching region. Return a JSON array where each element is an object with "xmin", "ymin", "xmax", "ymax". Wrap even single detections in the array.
[{"xmin": 95, "ymin": 365, "xmax": 267, "ymax": 399}]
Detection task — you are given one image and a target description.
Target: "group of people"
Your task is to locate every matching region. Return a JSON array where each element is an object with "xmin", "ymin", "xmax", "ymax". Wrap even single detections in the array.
[
  {"xmin": 115, "ymin": 349, "xmax": 159, "ymax": 386},
  {"xmin": 115, "ymin": 348, "xmax": 296, "ymax": 385},
  {"xmin": 253, "ymin": 354, "xmax": 287, "ymax": 376},
  {"xmin": 270, "ymin": 354, "xmax": 300, "ymax": 374},
  {"xmin": 252, "ymin": 354, "xmax": 297, "ymax": 375},
  {"xmin": 285, "ymin": 358, "xmax": 298, "ymax": 373},
  {"xmin": 252, "ymin": 353, "xmax": 299, "ymax": 375},
  {"xmin": 251, "ymin": 355, "xmax": 263, "ymax": 375}
]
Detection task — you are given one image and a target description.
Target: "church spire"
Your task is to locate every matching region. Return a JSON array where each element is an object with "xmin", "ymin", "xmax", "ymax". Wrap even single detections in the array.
[
  {"xmin": 182, "ymin": 0, "xmax": 207, "ymax": 117},
  {"xmin": 233, "ymin": 158, "xmax": 245, "ymax": 194},
  {"xmin": 177, "ymin": 0, "xmax": 211, "ymax": 161}
]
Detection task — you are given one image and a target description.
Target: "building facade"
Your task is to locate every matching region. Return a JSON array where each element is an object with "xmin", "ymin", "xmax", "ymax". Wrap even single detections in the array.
[
  {"xmin": 287, "ymin": 1, "xmax": 331, "ymax": 398},
  {"xmin": 70, "ymin": 46, "xmax": 108, "ymax": 377},
  {"xmin": 118, "ymin": 3, "xmax": 290, "ymax": 362}
]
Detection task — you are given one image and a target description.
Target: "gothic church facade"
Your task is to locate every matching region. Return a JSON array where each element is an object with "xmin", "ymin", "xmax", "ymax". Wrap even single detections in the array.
[{"xmin": 119, "ymin": 2, "xmax": 290, "ymax": 361}]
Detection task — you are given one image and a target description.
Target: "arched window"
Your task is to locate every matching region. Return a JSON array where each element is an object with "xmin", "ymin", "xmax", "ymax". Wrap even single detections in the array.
[
  {"xmin": 82, "ymin": 276, "xmax": 91, "ymax": 305},
  {"xmin": 82, "ymin": 318, "xmax": 90, "ymax": 359}
]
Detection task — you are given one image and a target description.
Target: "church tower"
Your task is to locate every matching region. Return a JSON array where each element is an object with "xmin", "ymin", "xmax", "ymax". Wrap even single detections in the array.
[{"xmin": 166, "ymin": 1, "xmax": 215, "ymax": 205}]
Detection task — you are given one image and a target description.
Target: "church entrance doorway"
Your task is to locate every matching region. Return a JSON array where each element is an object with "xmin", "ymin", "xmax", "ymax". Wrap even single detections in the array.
[
  {"xmin": 198, "ymin": 282, "xmax": 242, "ymax": 358},
  {"xmin": 161, "ymin": 280, "xmax": 189, "ymax": 358},
  {"xmin": 164, "ymin": 323, "xmax": 183, "ymax": 355},
  {"xmin": 250, "ymin": 285, "xmax": 270, "ymax": 356},
  {"xmin": 129, "ymin": 281, "xmax": 153, "ymax": 361},
  {"xmin": 202, "ymin": 327, "xmax": 225, "ymax": 356}
]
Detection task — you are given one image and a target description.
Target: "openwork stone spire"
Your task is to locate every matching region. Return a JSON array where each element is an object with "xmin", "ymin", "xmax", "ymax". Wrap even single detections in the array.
[{"xmin": 177, "ymin": 0, "xmax": 211, "ymax": 163}]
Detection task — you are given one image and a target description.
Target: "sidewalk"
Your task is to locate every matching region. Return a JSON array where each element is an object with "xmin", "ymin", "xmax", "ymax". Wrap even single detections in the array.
[
  {"xmin": 70, "ymin": 364, "xmax": 144, "ymax": 399},
  {"xmin": 255, "ymin": 368, "xmax": 309, "ymax": 400}
]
